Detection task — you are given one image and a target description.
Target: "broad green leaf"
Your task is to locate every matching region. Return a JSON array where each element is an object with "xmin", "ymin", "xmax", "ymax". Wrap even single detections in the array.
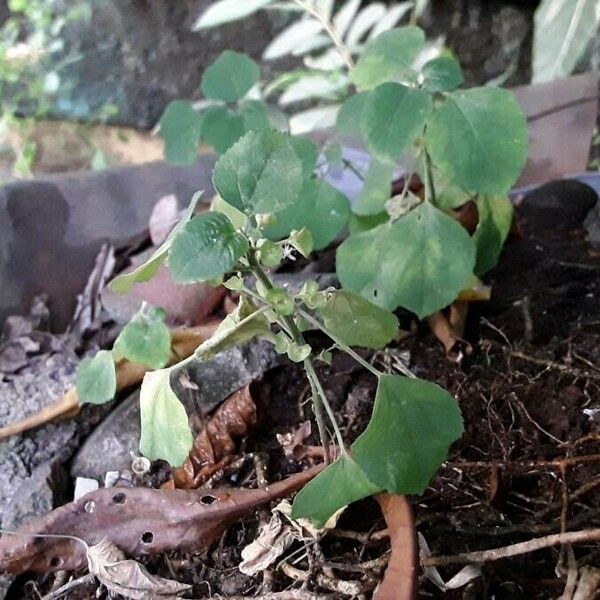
[
  {"xmin": 113, "ymin": 306, "xmax": 171, "ymax": 369},
  {"xmin": 159, "ymin": 101, "xmax": 203, "ymax": 166},
  {"xmin": 195, "ymin": 297, "xmax": 272, "ymax": 360},
  {"xmin": 139, "ymin": 369, "xmax": 193, "ymax": 467},
  {"xmin": 263, "ymin": 179, "xmax": 350, "ymax": 250},
  {"xmin": 200, "ymin": 106, "xmax": 245, "ymax": 154},
  {"xmin": 167, "ymin": 212, "xmax": 248, "ymax": 283},
  {"xmin": 350, "ymin": 26, "xmax": 425, "ymax": 90},
  {"xmin": 425, "ymin": 88, "xmax": 528, "ymax": 195},
  {"xmin": 473, "ymin": 195, "xmax": 514, "ymax": 276},
  {"xmin": 110, "ymin": 193, "xmax": 203, "ymax": 294},
  {"xmin": 336, "ymin": 92, "xmax": 368, "ymax": 137},
  {"xmin": 193, "ymin": 0, "xmax": 273, "ymax": 29},
  {"xmin": 532, "ymin": 0, "xmax": 600, "ymax": 83},
  {"xmin": 292, "ymin": 454, "xmax": 381, "ymax": 526},
  {"xmin": 349, "ymin": 212, "xmax": 388, "ymax": 234},
  {"xmin": 76, "ymin": 350, "xmax": 116, "ymax": 405},
  {"xmin": 353, "ymin": 160, "xmax": 395, "ymax": 216},
  {"xmin": 337, "ymin": 201, "xmax": 475, "ymax": 318},
  {"xmin": 201, "ymin": 51, "xmax": 260, "ymax": 102},
  {"xmin": 352, "ymin": 375, "xmax": 463, "ymax": 494},
  {"xmin": 318, "ymin": 289, "xmax": 399, "ymax": 349},
  {"xmin": 240, "ymin": 100, "xmax": 271, "ymax": 131},
  {"xmin": 431, "ymin": 167, "xmax": 472, "ymax": 210},
  {"xmin": 213, "ymin": 129, "xmax": 304, "ymax": 215},
  {"xmin": 290, "ymin": 136, "xmax": 318, "ymax": 177},
  {"xmin": 421, "ymin": 55, "xmax": 464, "ymax": 92},
  {"xmin": 361, "ymin": 83, "xmax": 432, "ymax": 163},
  {"xmin": 263, "ymin": 18, "xmax": 324, "ymax": 61}
]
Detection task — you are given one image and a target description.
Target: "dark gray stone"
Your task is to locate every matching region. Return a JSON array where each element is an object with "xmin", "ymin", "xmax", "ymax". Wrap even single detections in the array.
[
  {"xmin": 0, "ymin": 158, "xmax": 214, "ymax": 331},
  {"xmin": 71, "ymin": 340, "xmax": 279, "ymax": 480}
]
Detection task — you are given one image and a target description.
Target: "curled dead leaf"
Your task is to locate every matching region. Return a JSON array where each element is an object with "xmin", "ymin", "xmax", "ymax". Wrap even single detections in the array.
[
  {"xmin": 173, "ymin": 384, "xmax": 257, "ymax": 488},
  {"xmin": 426, "ymin": 311, "xmax": 472, "ymax": 363}
]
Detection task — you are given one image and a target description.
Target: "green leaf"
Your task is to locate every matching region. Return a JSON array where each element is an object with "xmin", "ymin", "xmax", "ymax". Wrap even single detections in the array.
[
  {"xmin": 318, "ymin": 290, "xmax": 399, "ymax": 349},
  {"xmin": 473, "ymin": 195, "xmax": 513, "ymax": 276},
  {"xmin": 193, "ymin": 0, "xmax": 273, "ymax": 30},
  {"xmin": 139, "ymin": 369, "xmax": 193, "ymax": 467},
  {"xmin": 201, "ymin": 50, "xmax": 260, "ymax": 102},
  {"xmin": 288, "ymin": 227, "xmax": 314, "ymax": 257},
  {"xmin": 290, "ymin": 135, "xmax": 318, "ymax": 178},
  {"xmin": 195, "ymin": 297, "xmax": 272, "ymax": 360},
  {"xmin": 350, "ymin": 26, "xmax": 425, "ymax": 90},
  {"xmin": 337, "ymin": 201, "xmax": 475, "ymax": 318},
  {"xmin": 159, "ymin": 101, "xmax": 203, "ymax": 166},
  {"xmin": 353, "ymin": 159, "xmax": 395, "ymax": 216},
  {"xmin": 532, "ymin": 0, "xmax": 600, "ymax": 83},
  {"xmin": 361, "ymin": 83, "xmax": 432, "ymax": 163},
  {"xmin": 167, "ymin": 212, "xmax": 248, "ymax": 283},
  {"xmin": 349, "ymin": 212, "xmax": 389, "ymax": 234},
  {"xmin": 76, "ymin": 350, "xmax": 116, "ymax": 405},
  {"xmin": 200, "ymin": 106, "xmax": 245, "ymax": 154},
  {"xmin": 240, "ymin": 100, "xmax": 271, "ymax": 131},
  {"xmin": 425, "ymin": 87, "xmax": 528, "ymax": 195},
  {"xmin": 213, "ymin": 129, "xmax": 305, "ymax": 215},
  {"xmin": 421, "ymin": 55, "xmax": 464, "ymax": 92},
  {"xmin": 352, "ymin": 375, "xmax": 463, "ymax": 494},
  {"xmin": 110, "ymin": 193, "xmax": 203, "ymax": 294},
  {"xmin": 292, "ymin": 454, "xmax": 381, "ymax": 526},
  {"xmin": 257, "ymin": 239, "xmax": 283, "ymax": 267},
  {"xmin": 336, "ymin": 92, "xmax": 368, "ymax": 136},
  {"xmin": 210, "ymin": 195, "xmax": 246, "ymax": 229},
  {"xmin": 113, "ymin": 306, "xmax": 171, "ymax": 369},
  {"xmin": 263, "ymin": 179, "xmax": 350, "ymax": 250}
]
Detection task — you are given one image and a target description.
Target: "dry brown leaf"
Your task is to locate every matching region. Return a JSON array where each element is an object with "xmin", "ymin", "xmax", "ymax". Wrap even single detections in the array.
[
  {"xmin": 426, "ymin": 311, "xmax": 472, "ymax": 363},
  {"xmin": 173, "ymin": 384, "xmax": 257, "ymax": 488},
  {"xmin": 0, "ymin": 320, "xmax": 220, "ymax": 441},
  {"xmin": 374, "ymin": 494, "xmax": 417, "ymax": 600},
  {"xmin": 0, "ymin": 465, "xmax": 323, "ymax": 575},
  {"xmin": 87, "ymin": 538, "xmax": 191, "ymax": 599}
]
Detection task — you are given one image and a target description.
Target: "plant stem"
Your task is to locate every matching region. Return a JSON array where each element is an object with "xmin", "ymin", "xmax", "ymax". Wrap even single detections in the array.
[
  {"xmin": 298, "ymin": 308, "xmax": 416, "ymax": 379},
  {"xmin": 423, "ymin": 149, "xmax": 436, "ymax": 206},
  {"xmin": 292, "ymin": 0, "xmax": 355, "ymax": 71},
  {"xmin": 247, "ymin": 252, "xmax": 345, "ymax": 460}
]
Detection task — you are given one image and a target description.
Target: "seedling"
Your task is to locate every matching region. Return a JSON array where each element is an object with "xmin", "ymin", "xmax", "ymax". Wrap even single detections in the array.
[{"xmin": 77, "ymin": 13, "xmax": 528, "ymax": 524}]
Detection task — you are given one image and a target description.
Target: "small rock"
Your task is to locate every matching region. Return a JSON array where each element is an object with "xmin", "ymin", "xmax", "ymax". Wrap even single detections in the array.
[{"xmin": 74, "ymin": 477, "xmax": 99, "ymax": 500}]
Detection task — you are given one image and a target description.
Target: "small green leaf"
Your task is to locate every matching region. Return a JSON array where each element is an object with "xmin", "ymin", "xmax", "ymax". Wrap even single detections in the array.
[
  {"xmin": 240, "ymin": 100, "xmax": 271, "ymax": 131},
  {"xmin": 257, "ymin": 239, "xmax": 283, "ymax": 267},
  {"xmin": 324, "ymin": 139, "xmax": 343, "ymax": 165},
  {"xmin": 361, "ymin": 83, "xmax": 432, "ymax": 163},
  {"xmin": 193, "ymin": 0, "xmax": 273, "ymax": 30},
  {"xmin": 350, "ymin": 26, "xmax": 425, "ymax": 90},
  {"xmin": 473, "ymin": 195, "xmax": 514, "ymax": 276},
  {"xmin": 353, "ymin": 159, "xmax": 395, "ymax": 216},
  {"xmin": 292, "ymin": 454, "xmax": 381, "ymax": 526},
  {"xmin": 288, "ymin": 227, "xmax": 314, "ymax": 257},
  {"xmin": 113, "ymin": 306, "xmax": 171, "ymax": 369},
  {"xmin": 110, "ymin": 193, "xmax": 203, "ymax": 294},
  {"xmin": 159, "ymin": 101, "xmax": 203, "ymax": 166},
  {"xmin": 337, "ymin": 201, "xmax": 475, "ymax": 318},
  {"xmin": 139, "ymin": 369, "xmax": 193, "ymax": 467},
  {"xmin": 265, "ymin": 287, "xmax": 295, "ymax": 316},
  {"xmin": 213, "ymin": 129, "xmax": 304, "ymax": 216},
  {"xmin": 336, "ymin": 92, "xmax": 368, "ymax": 136},
  {"xmin": 286, "ymin": 342, "xmax": 312, "ymax": 363},
  {"xmin": 195, "ymin": 297, "xmax": 272, "ymax": 360},
  {"xmin": 211, "ymin": 195, "xmax": 246, "ymax": 229},
  {"xmin": 421, "ymin": 55, "xmax": 464, "ymax": 92},
  {"xmin": 425, "ymin": 87, "xmax": 528, "ymax": 195},
  {"xmin": 76, "ymin": 350, "xmax": 116, "ymax": 405},
  {"xmin": 290, "ymin": 135, "xmax": 319, "ymax": 178},
  {"xmin": 318, "ymin": 290, "xmax": 399, "ymax": 350},
  {"xmin": 168, "ymin": 212, "xmax": 248, "ymax": 283},
  {"xmin": 201, "ymin": 50, "xmax": 260, "ymax": 102},
  {"xmin": 200, "ymin": 106, "xmax": 245, "ymax": 154},
  {"xmin": 263, "ymin": 179, "xmax": 350, "ymax": 250},
  {"xmin": 352, "ymin": 375, "xmax": 463, "ymax": 494}
]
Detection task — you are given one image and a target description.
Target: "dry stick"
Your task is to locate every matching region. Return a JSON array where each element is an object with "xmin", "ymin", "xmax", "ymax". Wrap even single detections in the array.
[
  {"xmin": 447, "ymin": 453, "xmax": 600, "ymax": 472},
  {"xmin": 422, "ymin": 528, "xmax": 600, "ymax": 567},
  {"xmin": 0, "ymin": 321, "xmax": 219, "ymax": 441},
  {"xmin": 573, "ymin": 567, "xmax": 600, "ymax": 600}
]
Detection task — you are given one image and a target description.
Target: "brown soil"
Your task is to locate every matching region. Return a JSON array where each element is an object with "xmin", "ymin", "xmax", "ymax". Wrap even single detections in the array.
[{"xmin": 10, "ymin": 178, "xmax": 600, "ymax": 599}]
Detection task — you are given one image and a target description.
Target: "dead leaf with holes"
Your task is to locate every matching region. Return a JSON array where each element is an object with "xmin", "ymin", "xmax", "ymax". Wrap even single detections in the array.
[
  {"xmin": 87, "ymin": 538, "xmax": 191, "ymax": 599},
  {"xmin": 0, "ymin": 465, "xmax": 323, "ymax": 575},
  {"xmin": 173, "ymin": 384, "xmax": 257, "ymax": 488}
]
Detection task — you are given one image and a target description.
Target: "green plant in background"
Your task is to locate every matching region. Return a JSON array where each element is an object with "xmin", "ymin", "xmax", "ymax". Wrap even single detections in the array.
[{"xmin": 78, "ymin": 2, "xmax": 528, "ymax": 523}]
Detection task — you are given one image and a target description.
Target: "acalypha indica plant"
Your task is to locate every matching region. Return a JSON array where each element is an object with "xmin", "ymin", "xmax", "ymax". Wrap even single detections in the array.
[{"xmin": 75, "ymin": 16, "xmax": 528, "ymax": 524}]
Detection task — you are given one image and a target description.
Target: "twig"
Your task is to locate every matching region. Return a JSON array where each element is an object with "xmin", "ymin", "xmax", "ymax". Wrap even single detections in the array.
[
  {"xmin": 422, "ymin": 528, "xmax": 600, "ymax": 567},
  {"xmin": 223, "ymin": 593, "xmax": 336, "ymax": 600},
  {"xmin": 573, "ymin": 567, "xmax": 600, "ymax": 600},
  {"xmin": 41, "ymin": 574, "xmax": 96, "ymax": 600}
]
